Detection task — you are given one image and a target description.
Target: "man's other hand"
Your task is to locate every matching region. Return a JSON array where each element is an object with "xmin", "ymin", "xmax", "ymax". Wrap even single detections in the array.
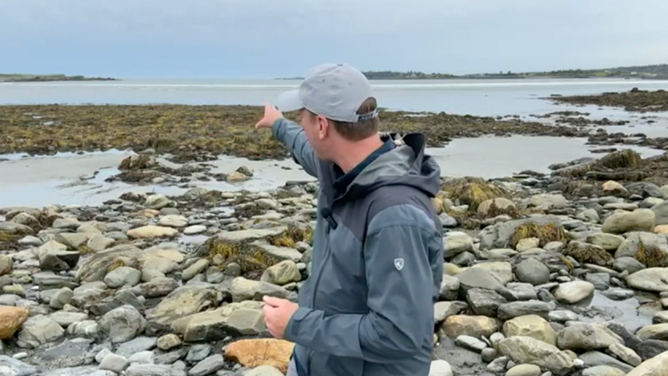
[
  {"xmin": 263, "ymin": 295, "xmax": 298, "ymax": 339},
  {"xmin": 255, "ymin": 101, "xmax": 284, "ymax": 129}
]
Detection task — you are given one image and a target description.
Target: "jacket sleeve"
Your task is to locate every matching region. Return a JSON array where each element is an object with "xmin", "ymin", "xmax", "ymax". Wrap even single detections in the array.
[
  {"xmin": 283, "ymin": 204, "xmax": 441, "ymax": 362},
  {"xmin": 271, "ymin": 118, "xmax": 320, "ymax": 178}
]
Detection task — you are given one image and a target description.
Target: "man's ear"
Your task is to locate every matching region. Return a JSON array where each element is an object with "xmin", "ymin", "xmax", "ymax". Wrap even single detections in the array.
[{"xmin": 317, "ymin": 115, "xmax": 329, "ymax": 140}]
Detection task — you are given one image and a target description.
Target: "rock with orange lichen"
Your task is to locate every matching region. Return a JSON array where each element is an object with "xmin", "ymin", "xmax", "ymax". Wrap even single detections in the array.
[
  {"xmin": 0, "ymin": 306, "xmax": 29, "ymax": 340},
  {"xmin": 224, "ymin": 338, "xmax": 294, "ymax": 374}
]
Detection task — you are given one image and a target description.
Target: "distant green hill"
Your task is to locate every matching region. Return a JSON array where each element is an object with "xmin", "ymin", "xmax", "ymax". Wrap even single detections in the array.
[
  {"xmin": 0, "ymin": 74, "xmax": 117, "ymax": 82},
  {"xmin": 277, "ymin": 64, "xmax": 668, "ymax": 80}
]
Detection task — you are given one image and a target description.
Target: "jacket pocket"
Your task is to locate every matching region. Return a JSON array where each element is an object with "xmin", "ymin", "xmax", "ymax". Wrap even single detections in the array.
[{"xmin": 311, "ymin": 352, "xmax": 364, "ymax": 376}]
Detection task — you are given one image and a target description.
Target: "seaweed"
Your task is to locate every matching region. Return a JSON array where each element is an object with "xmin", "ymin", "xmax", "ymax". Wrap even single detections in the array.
[
  {"xmin": 562, "ymin": 241, "xmax": 613, "ymax": 266},
  {"xmin": 549, "ymin": 88, "xmax": 668, "ymax": 112},
  {"xmin": 106, "ymin": 259, "xmax": 126, "ymax": 273},
  {"xmin": 0, "ymin": 104, "xmax": 592, "ymax": 162},
  {"xmin": 635, "ymin": 241, "xmax": 668, "ymax": 268},
  {"xmin": 205, "ymin": 241, "xmax": 274, "ymax": 275},
  {"xmin": 510, "ymin": 222, "xmax": 568, "ymax": 248},
  {"xmin": 440, "ymin": 177, "xmax": 511, "ymax": 212}
]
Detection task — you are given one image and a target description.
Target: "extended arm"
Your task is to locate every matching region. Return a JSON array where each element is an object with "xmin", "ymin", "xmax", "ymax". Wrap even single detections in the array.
[
  {"xmin": 283, "ymin": 204, "xmax": 441, "ymax": 362},
  {"xmin": 272, "ymin": 118, "xmax": 320, "ymax": 178}
]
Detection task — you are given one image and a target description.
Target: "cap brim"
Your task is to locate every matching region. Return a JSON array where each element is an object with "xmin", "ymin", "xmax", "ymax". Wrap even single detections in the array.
[{"xmin": 276, "ymin": 90, "xmax": 304, "ymax": 113}]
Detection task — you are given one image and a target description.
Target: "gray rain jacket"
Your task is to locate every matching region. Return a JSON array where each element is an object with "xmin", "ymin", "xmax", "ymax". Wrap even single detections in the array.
[{"xmin": 272, "ymin": 118, "xmax": 444, "ymax": 376}]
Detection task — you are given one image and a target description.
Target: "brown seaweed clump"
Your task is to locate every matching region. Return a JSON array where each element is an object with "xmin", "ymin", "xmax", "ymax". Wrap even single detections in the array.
[
  {"xmin": 205, "ymin": 240, "xmax": 280, "ymax": 277},
  {"xmin": 268, "ymin": 223, "xmax": 314, "ymax": 248},
  {"xmin": 562, "ymin": 241, "xmax": 613, "ymax": 267},
  {"xmin": 0, "ymin": 104, "xmax": 587, "ymax": 162},
  {"xmin": 0, "ymin": 221, "xmax": 35, "ymax": 250},
  {"xmin": 118, "ymin": 154, "xmax": 157, "ymax": 170},
  {"xmin": 0, "ymin": 230, "xmax": 21, "ymax": 250},
  {"xmin": 177, "ymin": 190, "xmax": 227, "ymax": 210},
  {"xmin": 3, "ymin": 208, "xmax": 60, "ymax": 231},
  {"xmin": 110, "ymin": 170, "xmax": 162, "ymax": 183},
  {"xmin": 477, "ymin": 198, "xmax": 521, "ymax": 219},
  {"xmin": 598, "ymin": 148, "xmax": 643, "ymax": 169},
  {"xmin": 441, "ymin": 177, "xmax": 511, "ymax": 212},
  {"xmin": 635, "ymin": 241, "xmax": 668, "ymax": 268},
  {"xmin": 204, "ymin": 225, "xmax": 310, "ymax": 277},
  {"xmin": 510, "ymin": 222, "xmax": 568, "ymax": 248},
  {"xmin": 234, "ymin": 203, "xmax": 265, "ymax": 220},
  {"xmin": 552, "ymin": 149, "xmax": 642, "ymax": 179},
  {"xmin": 548, "ymin": 148, "xmax": 668, "ymax": 183},
  {"xmin": 548, "ymin": 88, "xmax": 668, "ymax": 113},
  {"xmin": 438, "ymin": 178, "xmax": 520, "ymax": 229},
  {"xmin": 106, "ymin": 259, "xmax": 127, "ymax": 274},
  {"xmin": 285, "ymin": 223, "xmax": 314, "ymax": 245}
]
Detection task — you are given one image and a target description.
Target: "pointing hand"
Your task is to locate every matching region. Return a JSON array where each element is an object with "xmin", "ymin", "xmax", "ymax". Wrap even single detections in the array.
[{"xmin": 255, "ymin": 101, "xmax": 284, "ymax": 129}]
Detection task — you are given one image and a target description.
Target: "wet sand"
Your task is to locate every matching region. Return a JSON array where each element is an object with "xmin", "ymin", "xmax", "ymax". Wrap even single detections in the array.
[
  {"xmin": 0, "ymin": 151, "xmax": 312, "ymax": 208},
  {"xmin": 1, "ymin": 135, "xmax": 665, "ymax": 209}
]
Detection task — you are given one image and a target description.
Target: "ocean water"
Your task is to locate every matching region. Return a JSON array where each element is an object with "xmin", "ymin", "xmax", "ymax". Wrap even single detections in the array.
[{"xmin": 2, "ymin": 77, "xmax": 668, "ymax": 117}]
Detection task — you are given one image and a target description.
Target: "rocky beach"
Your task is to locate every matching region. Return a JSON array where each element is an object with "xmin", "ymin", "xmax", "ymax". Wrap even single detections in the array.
[{"xmin": 3, "ymin": 88, "xmax": 668, "ymax": 376}]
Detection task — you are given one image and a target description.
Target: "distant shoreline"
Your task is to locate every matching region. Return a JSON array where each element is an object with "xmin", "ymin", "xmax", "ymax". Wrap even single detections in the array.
[
  {"xmin": 276, "ymin": 63, "xmax": 668, "ymax": 81},
  {"xmin": 0, "ymin": 74, "xmax": 118, "ymax": 83},
  {"xmin": 276, "ymin": 76, "xmax": 667, "ymax": 81}
]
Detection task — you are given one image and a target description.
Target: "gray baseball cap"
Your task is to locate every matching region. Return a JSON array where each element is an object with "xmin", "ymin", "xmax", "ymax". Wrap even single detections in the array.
[{"xmin": 276, "ymin": 63, "xmax": 378, "ymax": 123}]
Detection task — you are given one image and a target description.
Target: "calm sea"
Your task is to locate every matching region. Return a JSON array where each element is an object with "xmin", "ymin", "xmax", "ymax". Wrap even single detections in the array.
[{"xmin": 2, "ymin": 78, "xmax": 668, "ymax": 117}]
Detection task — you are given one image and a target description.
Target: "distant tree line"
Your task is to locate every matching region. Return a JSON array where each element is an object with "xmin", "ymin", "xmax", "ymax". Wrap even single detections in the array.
[{"xmin": 356, "ymin": 64, "xmax": 668, "ymax": 80}]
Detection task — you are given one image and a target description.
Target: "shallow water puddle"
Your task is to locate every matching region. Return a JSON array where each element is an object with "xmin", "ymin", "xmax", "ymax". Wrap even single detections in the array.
[
  {"xmin": 428, "ymin": 135, "xmax": 665, "ymax": 179},
  {"xmin": 565, "ymin": 290, "xmax": 656, "ymax": 333},
  {"xmin": 179, "ymin": 234, "xmax": 210, "ymax": 244}
]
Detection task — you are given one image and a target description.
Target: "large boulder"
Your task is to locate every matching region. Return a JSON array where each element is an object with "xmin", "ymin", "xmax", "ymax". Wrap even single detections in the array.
[
  {"xmin": 497, "ymin": 336, "xmax": 574, "ymax": 375},
  {"xmin": 627, "ymin": 349, "xmax": 668, "ymax": 376}
]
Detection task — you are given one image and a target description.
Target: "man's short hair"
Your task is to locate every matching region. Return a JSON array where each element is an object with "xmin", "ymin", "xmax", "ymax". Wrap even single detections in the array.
[{"xmin": 306, "ymin": 97, "xmax": 380, "ymax": 141}]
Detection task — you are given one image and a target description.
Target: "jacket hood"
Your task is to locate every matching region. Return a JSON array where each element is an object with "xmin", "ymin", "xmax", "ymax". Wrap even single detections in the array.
[{"xmin": 340, "ymin": 132, "xmax": 442, "ymax": 200}]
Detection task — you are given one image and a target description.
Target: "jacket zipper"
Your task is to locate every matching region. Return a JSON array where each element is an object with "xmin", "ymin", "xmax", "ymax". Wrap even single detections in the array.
[{"xmin": 310, "ymin": 218, "xmax": 333, "ymax": 307}]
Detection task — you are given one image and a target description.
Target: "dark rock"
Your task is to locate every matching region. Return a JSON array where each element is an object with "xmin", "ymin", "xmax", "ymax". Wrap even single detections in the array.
[{"xmin": 466, "ymin": 288, "xmax": 507, "ymax": 317}]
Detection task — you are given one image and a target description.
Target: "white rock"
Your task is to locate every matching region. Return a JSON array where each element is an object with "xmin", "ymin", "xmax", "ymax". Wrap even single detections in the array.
[
  {"xmin": 428, "ymin": 360, "xmax": 453, "ymax": 376},
  {"xmin": 553, "ymin": 281, "xmax": 594, "ymax": 304},
  {"xmin": 184, "ymin": 225, "xmax": 207, "ymax": 235},
  {"xmin": 100, "ymin": 353, "xmax": 129, "ymax": 373}
]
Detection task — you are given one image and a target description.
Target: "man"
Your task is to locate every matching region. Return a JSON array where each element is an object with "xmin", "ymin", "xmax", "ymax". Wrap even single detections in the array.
[{"xmin": 255, "ymin": 63, "xmax": 444, "ymax": 376}]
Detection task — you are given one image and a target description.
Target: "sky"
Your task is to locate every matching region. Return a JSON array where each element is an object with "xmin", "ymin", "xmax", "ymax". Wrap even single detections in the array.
[{"xmin": 1, "ymin": 0, "xmax": 668, "ymax": 79}]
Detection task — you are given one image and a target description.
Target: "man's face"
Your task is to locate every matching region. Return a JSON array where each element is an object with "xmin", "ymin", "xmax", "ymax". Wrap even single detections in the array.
[{"xmin": 299, "ymin": 109, "xmax": 329, "ymax": 160}]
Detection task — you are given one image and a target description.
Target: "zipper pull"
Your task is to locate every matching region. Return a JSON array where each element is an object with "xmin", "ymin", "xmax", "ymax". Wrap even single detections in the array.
[{"xmin": 320, "ymin": 208, "xmax": 338, "ymax": 229}]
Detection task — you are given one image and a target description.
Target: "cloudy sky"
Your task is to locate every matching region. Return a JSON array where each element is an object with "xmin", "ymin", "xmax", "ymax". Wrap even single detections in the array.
[{"xmin": 1, "ymin": 0, "xmax": 667, "ymax": 79}]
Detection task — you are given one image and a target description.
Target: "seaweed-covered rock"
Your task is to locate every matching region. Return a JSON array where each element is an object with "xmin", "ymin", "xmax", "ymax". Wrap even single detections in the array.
[
  {"xmin": 551, "ymin": 149, "xmax": 643, "ymax": 180},
  {"xmin": 441, "ymin": 177, "xmax": 511, "ymax": 212},
  {"xmin": 615, "ymin": 232, "xmax": 668, "ymax": 267},
  {"xmin": 550, "ymin": 88, "xmax": 668, "ymax": 113},
  {"xmin": 75, "ymin": 244, "xmax": 143, "ymax": 283},
  {"xmin": 562, "ymin": 241, "xmax": 614, "ymax": 266},
  {"xmin": 119, "ymin": 154, "xmax": 157, "ymax": 170},
  {"xmin": 200, "ymin": 227, "xmax": 304, "ymax": 275},
  {"xmin": 477, "ymin": 197, "xmax": 519, "ymax": 218},
  {"xmin": 479, "ymin": 215, "xmax": 566, "ymax": 250}
]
